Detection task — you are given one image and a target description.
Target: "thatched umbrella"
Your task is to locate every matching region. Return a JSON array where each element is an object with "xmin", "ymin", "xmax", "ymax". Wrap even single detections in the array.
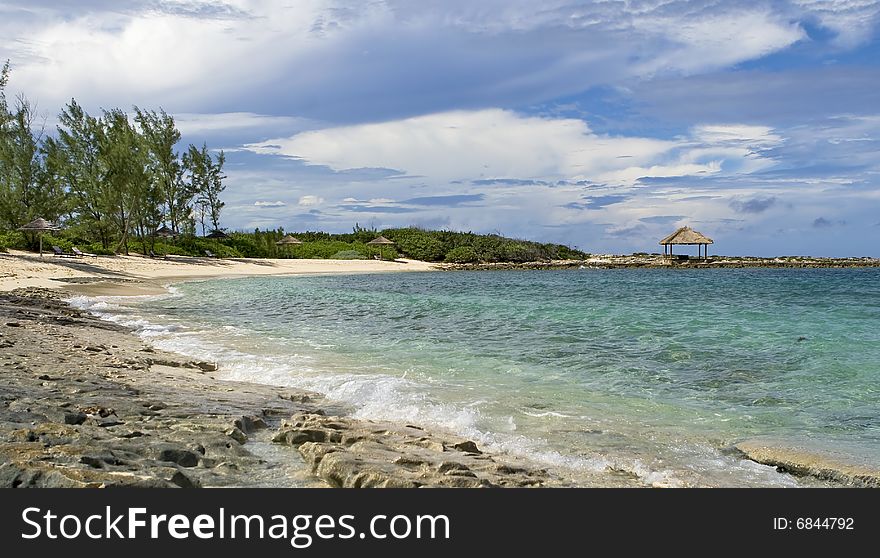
[
  {"xmin": 18, "ymin": 217, "xmax": 60, "ymax": 257},
  {"xmin": 275, "ymin": 234, "xmax": 303, "ymax": 257},
  {"xmin": 153, "ymin": 225, "xmax": 177, "ymax": 257},
  {"xmin": 659, "ymin": 226, "xmax": 714, "ymax": 259},
  {"xmin": 154, "ymin": 225, "xmax": 176, "ymax": 239},
  {"xmin": 367, "ymin": 236, "xmax": 395, "ymax": 260},
  {"xmin": 205, "ymin": 229, "xmax": 229, "ymax": 239}
]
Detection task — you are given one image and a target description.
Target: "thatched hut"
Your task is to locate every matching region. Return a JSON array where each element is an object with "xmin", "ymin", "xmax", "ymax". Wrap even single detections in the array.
[{"xmin": 659, "ymin": 226, "xmax": 713, "ymax": 259}]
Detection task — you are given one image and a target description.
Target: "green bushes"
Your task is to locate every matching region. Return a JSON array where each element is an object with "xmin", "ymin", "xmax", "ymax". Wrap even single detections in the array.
[
  {"xmin": 383, "ymin": 227, "xmax": 585, "ymax": 263},
  {"xmin": 331, "ymin": 250, "xmax": 367, "ymax": 260},
  {"xmin": 0, "ymin": 225, "xmax": 586, "ymax": 263},
  {"xmin": 444, "ymin": 246, "xmax": 479, "ymax": 263}
]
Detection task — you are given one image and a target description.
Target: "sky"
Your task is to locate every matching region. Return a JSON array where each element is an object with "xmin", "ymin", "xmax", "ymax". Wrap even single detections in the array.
[{"xmin": 2, "ymin": 0, "xmax": 879, "ymax": 256}]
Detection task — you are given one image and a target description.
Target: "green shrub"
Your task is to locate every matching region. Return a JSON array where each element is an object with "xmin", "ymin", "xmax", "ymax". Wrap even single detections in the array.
[
  {"xmin": 331, "ymin": 250, "xmax": 367, "ymax": 260},
  {"xmin": 82, "ymin": 243, "xmax": 116, "ymax": 256},
  {"xmin": 0, "ymin": 231, "xmax": 26, "ymax": 250},
  {"xmin": 445, "ymin": 246, "xmax": 479, "ymax": 263}
]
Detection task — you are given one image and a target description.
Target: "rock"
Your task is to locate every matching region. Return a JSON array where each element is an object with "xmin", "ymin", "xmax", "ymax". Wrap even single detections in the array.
[
  {"xmin": 225, "ymin": 427, "xmax": 248, "ymax": 445},
  {"xmin": 194, "ymin": 361, "xmax": 218, "ymax": 372},
  {"xmin": 276, "ymin": 412, "xmax": 557, "ymax": 488},
  {"xmin": 234, "ymin": 415, "xmax": 267, "ymax": 434},
  {"xmin": 451, "ymin": 440, "xmax": 482, "ymax": 454},
  {"xmin": 169, "ymin": 470, "xmax": 199, "ymax": 488},
  {"xmin": 735, "ymin": 440, "xmax": 880, "ymax": 487},
  {"xmin": 157, "ymin": 447, "xmax": 200, "ymax": 468},
  {"xmin": 63, "ymin": 412, "xmax": 87, "ymax": 425}
]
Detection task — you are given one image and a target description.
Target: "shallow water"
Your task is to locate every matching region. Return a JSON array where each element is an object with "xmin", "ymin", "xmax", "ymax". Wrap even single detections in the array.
[{"xmin": 69, "ymin": 268, "xmax": 880, "ymax": 487}]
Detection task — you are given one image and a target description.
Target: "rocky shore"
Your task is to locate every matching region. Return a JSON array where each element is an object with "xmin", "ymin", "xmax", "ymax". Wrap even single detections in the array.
[
  {"xmin": 0, "ymin": 288, "xmax": 571, "ymax": 488},
  {"xmin": 440, "ymin": 255, "xmax": 880, "ymax": 271}
]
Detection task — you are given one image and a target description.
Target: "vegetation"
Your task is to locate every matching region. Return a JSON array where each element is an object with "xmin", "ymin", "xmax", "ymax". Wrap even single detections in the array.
[
  {"xmin": 0, "ymin": 61, "xmax": 226, "ymax": 255},
  {"xmin": 117, "ymin": 226, "xmax": 583, "ymax": 262}
]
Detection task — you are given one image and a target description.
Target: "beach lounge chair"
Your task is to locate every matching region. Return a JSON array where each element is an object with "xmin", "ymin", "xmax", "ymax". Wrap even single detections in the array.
[
  {"xmin": 52, "ymin": 245, "xmax": 75, "ymax": 258},
  {"xmin": 204, "ymin": 249, "xmax": 216, "ymax": 258},
  {"xmin": 149, "ymin": 250, "xmax": 169, "ymax": 260},
  {"xmin": 72, "ymin": 247, "xmax": 98, "ymax": 258}
]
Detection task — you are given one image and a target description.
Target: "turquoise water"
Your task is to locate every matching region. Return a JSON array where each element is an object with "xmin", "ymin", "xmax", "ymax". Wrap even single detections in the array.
[{"xmin": 72, "ymin": 269, "xmax": 880, "ymax": 487}]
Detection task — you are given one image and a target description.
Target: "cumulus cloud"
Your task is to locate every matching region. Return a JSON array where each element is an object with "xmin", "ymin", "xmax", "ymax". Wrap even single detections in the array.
[
  {"xmin": 0, "ymin": 0, "xmax": 848, "ymax": 120},
  {"xmin": 298, "ymin": 195, "xmax": 324, "ymax": 206},
  {"xmin": 254, "ymin": 200, "xmax": 286, "ymax": 208},
  {"xmin": 246, "ymin": 109, "xmax": 783, "ymax": 185},
  {"xmin": 174, "ymin": 112, "xmax": 316, "ymax": 136}
]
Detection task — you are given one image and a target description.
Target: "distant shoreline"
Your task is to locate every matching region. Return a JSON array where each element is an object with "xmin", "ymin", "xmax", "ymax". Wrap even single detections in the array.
[{"xmin": 439, "ymin": 255, "xmax": 880, "ymax": 271}]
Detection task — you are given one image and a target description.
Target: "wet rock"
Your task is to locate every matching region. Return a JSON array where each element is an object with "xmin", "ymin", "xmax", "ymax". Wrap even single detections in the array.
[
  {"xmin": 194, "ymin": 361, "xmax": 218, "ymax": 372},
  {"xmin": 157, "ymin": 446, "xmax": 200, "ymax": 468},
  {"xmin": 735, "ymin": 440, "xmax": 880, "ymax": 488},
  {"xmin": 275, "ymin": 412, "xmax": 559, "ymax": 488},
  {"xmin": 234, "ymin": 415, "xmax": 267, "ymax": 434},
  {"xmin": 451, "ymin": 440, "xmax": 482, "ymax": 454}
]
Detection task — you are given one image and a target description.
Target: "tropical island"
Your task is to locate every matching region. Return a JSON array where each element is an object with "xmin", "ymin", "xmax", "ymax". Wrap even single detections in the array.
[{"xmin": 2, "ymin": 54, "xmax": 880, "ymax": 491}]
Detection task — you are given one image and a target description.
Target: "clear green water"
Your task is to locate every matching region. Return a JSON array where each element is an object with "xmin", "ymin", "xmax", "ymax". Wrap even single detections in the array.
[{"xmin": 73, "ymin": 268, "xmax": 880, "ymax": 487}]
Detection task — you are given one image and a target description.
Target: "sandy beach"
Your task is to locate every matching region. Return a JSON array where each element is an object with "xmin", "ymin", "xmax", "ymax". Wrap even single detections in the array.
[{"xmin": 0, "ymin": 250, "xmax": 437, "ymax": 295}]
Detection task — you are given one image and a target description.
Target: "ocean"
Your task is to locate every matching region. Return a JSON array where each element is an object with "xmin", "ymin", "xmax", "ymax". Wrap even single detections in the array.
[{"xmin": 70, "ymin": 268, "xmax": 880, "ymax": 487}]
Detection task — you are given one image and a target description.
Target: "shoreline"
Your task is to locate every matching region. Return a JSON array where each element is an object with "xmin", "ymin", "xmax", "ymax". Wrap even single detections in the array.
[
  {"xmin": 439, "ymin": 255, "xmax": 880, "ymax": 271},
  {"xmin": 2, "ymin": 251, "xmax": 877, "ymax": 488},
  {"xmin": 0, "ymin": 287, "xmax": 579, "ymax": 487},
  {"xmin": 2, "ymin": 252, "xmax": 584, "ymax": 487},
  {"xmin": 0, "ymin": 250, "xmax": 438, "ymax": 295}
]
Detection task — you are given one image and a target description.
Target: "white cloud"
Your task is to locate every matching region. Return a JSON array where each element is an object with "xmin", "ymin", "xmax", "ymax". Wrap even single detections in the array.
[
  {"xmin": 254, "ymin": 200, "xmax": 287, "ymax": 207},
  {"xmin": 298, "ymin": 195, "xmax": 324, "ymax": 206},
  {"xmin": 691, "ymin": 124, "xmax": 783, "ymax": 147},
  {"xmin": 0, "ymin": 1, "xmax": 849, "ymax": 118},
  {"xmin": 174, "ymin": 112, "xmax": 317, "ymax": 136},
  {"xmin": 791, "ymin": 0, "xmax": 880, "ymax": 47},
  {"xmin": 631, "ymin": 9, "xmax": 805, "ymax": 75},
  {"xmin": 247, "ymin": 109, "xmax": 778, "ymax": 185}
]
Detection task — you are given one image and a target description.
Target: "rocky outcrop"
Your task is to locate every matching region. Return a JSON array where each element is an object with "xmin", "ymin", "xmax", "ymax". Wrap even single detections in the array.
[
  {"xmin": 734, "ymin": 440, "xmax": 880, "ymax": 488},
  {"xmin": 439, "ymin": 256, "xmax": 880, "ymax": 271},
  {"xmin": 273, "ymin": 412, "xmax": 563, "ymax": 488}
]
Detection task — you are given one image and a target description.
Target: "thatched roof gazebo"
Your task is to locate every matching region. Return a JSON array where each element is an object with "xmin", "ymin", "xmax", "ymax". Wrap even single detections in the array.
[
  {"xmin": 367, "ymin": 236, "xmax": 395, "ymax": 260},
  {"xmin": 275, "ymin": 234, "xmax": 303, "ymax": 257},
  {"xmin": 18, "ymin": 217, "xmax": 60, "ymax": 257},
  {"xmin": 659, "ymin": 226, "xmax": 713, "ymax": 259},
  {"xmin": 275, "ymin": 234, "xmax": 303, "ymax": 246},
  {"xmin": 205, "ymin": 229, "xmax": 229, "ymax": 239},
  {"xmin": 153, "ymin": 225, "xmax": 176, "ymax": 239},
  {"xmin": 367, "ymin": 236, "xmax": 394, "ymax": 246}
]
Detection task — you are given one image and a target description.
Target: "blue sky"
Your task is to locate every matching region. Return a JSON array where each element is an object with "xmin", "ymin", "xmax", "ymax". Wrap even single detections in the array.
[{"xmin": 2, "ymin": 0, "xmax": 879, "ymax": 256}]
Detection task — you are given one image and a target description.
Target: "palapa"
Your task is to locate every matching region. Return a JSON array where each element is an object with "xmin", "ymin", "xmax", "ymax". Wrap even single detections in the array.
[
  {"xmin": 275, "ymin": 234, "xmax": 303, "ymax": 246},
  {"xmin": 659, "ymin": 226, "xmax": 713, "ymax": 259},
  {"xmin": 367, "ymin": 236, "xmax": 395, "ymax": 260},
  {"xmin": 18, "ymin": 218, "xmax": 61, "ymax": 257},
  {"xmin": 366, "ymin": 236, "xmax": 395, "ymax": 245}
]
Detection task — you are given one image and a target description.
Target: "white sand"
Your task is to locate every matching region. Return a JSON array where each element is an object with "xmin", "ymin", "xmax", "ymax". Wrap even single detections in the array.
[{"xmin": 0, "ymin": 250, "xmax": 436, "ymax": 294}]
